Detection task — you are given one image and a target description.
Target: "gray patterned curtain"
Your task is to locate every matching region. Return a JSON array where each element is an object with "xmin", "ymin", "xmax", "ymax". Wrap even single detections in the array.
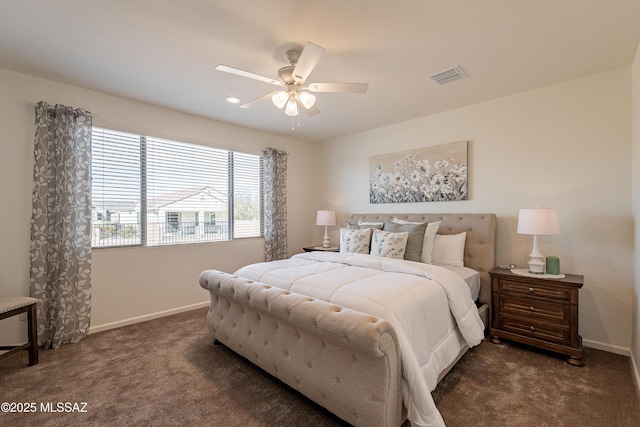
[
  {"xmin": 30, "ymin": 102, "xmax": 93, "ymax": 349},
  {"xmin": 262, "ymin": 148, "xmax": 287, "ymax": 261}
]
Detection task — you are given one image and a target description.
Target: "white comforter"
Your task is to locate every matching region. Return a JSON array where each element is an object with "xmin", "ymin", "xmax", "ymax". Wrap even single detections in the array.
[{"xmin": 234, "ymin": 252, "xmax": 485, "ymax": 427}]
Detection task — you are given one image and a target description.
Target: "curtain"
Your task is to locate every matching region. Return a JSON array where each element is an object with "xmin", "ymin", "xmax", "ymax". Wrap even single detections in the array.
[
  {"xmin": 262, "ymin": 148, "xmax": 288, "ymax": 261},
  {"xmin": 30, "ymin": 101, "xmax": 93, "ymax": 349}
]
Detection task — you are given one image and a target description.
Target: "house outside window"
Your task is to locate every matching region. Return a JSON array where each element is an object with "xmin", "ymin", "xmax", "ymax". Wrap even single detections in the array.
[{"xmin": 91, "ymin": 127, "xmax": 263, "ymax": 247}]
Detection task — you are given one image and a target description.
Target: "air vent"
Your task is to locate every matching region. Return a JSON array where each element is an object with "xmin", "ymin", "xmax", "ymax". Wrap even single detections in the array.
[{"xmin": 429, "ymin": 66, "xmax": 467, "ymax": 85}]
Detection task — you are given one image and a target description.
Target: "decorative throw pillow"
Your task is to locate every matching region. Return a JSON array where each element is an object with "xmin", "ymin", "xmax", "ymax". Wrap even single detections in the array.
[
  {"xmin": 383, "ymin": 221, "xmax": 428, "ymax": 262},
  {"xmin": 370, "ymin": 229, "xmax": 409, "ymax": 259},
  {"xmin": 392, "ymin": 218, "xmax": 441, "ymax": 264},
  {"xmin": 432, "ymin": 232, "xmax": 467, "ymax": 267},
  {"xmin": 339, "ymin": 227, "xmax": 372, "ymax": 254}
]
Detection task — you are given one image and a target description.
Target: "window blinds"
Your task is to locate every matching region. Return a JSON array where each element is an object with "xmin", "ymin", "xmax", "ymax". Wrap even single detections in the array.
[{"xmin": 91, "ymin": 127, "xmax": 263, "ymax": 247}]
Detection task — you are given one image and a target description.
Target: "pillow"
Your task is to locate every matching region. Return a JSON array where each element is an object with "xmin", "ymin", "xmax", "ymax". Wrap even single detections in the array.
[
  {"xmin": 339, "ymin": 227, "xmax": 372, "ymax": 254},
  {"xmin": 383, "ymin": 221, "xmax": 428, "ymax": 262},
  {"xmin": 391, "ymin": 218, "xmax": 422, "ymax": 224},
  {"xmin": 345, "ymin": 222, "xmax": 380, "ymax": 251},
  {"xmin": 421, "ymin": 222, "xmax": 441, "ymax": 264},
  {"xmin": 370, "ymin": 229, "xmax": 409, "ymax": 259},
  {"xmin": 346, "ymin": 222, "xmax": 383, "ymax": 231},
  {"xmin": 357, "ymin": 220, "xmax": 384, "ymax": 227},
  {"xmin": 431, "ymin": 232, "xmax": 467, "ymax": 267},
  {"xmin": 392, "ymin": 218, "xmax": 441, "ymax": 264}
]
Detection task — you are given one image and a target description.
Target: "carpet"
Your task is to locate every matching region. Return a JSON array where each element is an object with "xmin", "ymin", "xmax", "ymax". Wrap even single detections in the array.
[{"xmin": 1, "ymin": 307, "xmax": 639, "ymax": 426}]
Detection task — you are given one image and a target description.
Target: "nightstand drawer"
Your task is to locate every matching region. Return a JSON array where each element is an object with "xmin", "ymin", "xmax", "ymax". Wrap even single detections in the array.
[
  {"xmin": 500, "ymin": 315, "xmax": 570, "ymax": 345},
  {"xmin": 499, "ymin": 295, "xmax": 569, "ymax": 324},
  {"xmin": 498, "ymin": 278, "xmax": 570, "ymax": 301}
]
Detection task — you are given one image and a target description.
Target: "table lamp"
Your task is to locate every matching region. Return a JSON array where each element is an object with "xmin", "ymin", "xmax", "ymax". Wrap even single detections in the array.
[
  {"xmin": 517, "ymin": 208, "xmax": 560, "ymax": 274},
  {"xmin": 316, "ymin": 210, "xmax": 336, "ymax": 248}
]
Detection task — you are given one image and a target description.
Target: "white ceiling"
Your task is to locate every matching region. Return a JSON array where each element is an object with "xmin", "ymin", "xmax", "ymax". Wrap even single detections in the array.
[{"xmin": 1, "ymin": 0, "xmax": 640, "ymax": 143}]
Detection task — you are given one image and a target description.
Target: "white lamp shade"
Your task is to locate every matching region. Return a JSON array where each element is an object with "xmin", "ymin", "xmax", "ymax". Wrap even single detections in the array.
[
  {"xmin": 272, "ymin": 91, "xmax": 288, "ymax": 109},
  {"xmin": 297, "ymin": 91, "xmax": 316, "ymax": 109},
  {"xmin": 316, "ymin": 210, "xmax": 336, "ymax": 226},
  {"xmin": 284, "ymin": 98, "xmax": 298, "ymax": 116},
  {"xmin": 517, "ymin": 208, "xmax": 560, "ymax": 235}
]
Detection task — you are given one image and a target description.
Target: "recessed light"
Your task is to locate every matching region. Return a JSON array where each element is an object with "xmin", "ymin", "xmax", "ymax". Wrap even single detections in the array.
[{"xmin": 225, "ymin": 96, "xmax": 241, "ymax": 104}]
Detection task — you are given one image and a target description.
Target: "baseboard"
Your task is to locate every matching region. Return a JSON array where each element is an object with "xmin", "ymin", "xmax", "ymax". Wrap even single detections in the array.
[
  {"xmin": 88, "ymin": 301, "xmax": 209, "ymax": 335},
  {"xmin": 631, "ymin": 349, "xmax": 640, "ymax": 395},
  {"xmin": 582, "ymin": 338, "xmax": 630, "ymax": 356}
]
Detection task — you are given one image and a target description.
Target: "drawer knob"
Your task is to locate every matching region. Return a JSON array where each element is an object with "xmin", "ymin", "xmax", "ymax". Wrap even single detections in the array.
[
  {"xmin": 529, "ymin": 326, "xmax": 536, "ymax": 332},
  {"xmin": 529, "ymin": 306, "xmax": 535, "ymax": 312},
  {"xmin": 528, "ymin": 287, "xmax": 535, "ymax": 293}
]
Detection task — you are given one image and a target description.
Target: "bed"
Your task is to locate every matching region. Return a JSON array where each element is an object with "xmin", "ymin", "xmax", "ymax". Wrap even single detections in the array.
[{"xmin": 199, "ymin": 213, "xmax": 497, "ymax": 427}]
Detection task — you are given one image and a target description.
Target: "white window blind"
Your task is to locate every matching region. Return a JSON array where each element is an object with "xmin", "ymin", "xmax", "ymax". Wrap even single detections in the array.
[
  {"xmin": 92, "ymin": 128, "xmax": 142, "ymax": 246},
  {"xmin": 232, "ymin": 152, "xmax": 263, "ymax": 238},
  {"xmin": 91, "ymin": 127, "xmax": 263, "ymax": 248}
]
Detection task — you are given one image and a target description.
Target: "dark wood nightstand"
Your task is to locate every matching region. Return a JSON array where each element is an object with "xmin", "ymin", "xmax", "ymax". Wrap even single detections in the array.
[
  {"xmin": 303, "ymin": 246, "xmax": 339, "ymax": 252},
  {"xmin": 489, "ymin": 268, "xmax": 584, "ymax": 366}
]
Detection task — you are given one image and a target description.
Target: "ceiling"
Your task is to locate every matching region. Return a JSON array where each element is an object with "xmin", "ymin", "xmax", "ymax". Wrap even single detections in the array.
[{"xmin": 1, "ymin": 1, "xmax": 640, "ymax": 143}]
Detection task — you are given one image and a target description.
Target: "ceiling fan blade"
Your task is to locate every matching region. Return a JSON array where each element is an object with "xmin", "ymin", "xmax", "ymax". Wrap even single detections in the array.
[
  {"xmin": 239, "ymin": 91, "xmax": 280, "ymax": 109},
  {"xmin": 302, "ymin": 104, "xmax": 321, "ymax": 116},
  {"xmin": 215, "ymin": 65, "xmax": 282, "ymax": 87},
  {"xmin": 292, "ymin": 42, "xmax": 326, "ymax": 83},
  {"xmin": 306, "ymin": 82, "xmax": 369, "ymax": 94}
]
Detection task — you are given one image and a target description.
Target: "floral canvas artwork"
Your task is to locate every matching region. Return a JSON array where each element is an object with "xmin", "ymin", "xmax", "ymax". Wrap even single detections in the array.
[{"xmin": 369, "ymin": 141, "xmax": 468, "ymax": 203}]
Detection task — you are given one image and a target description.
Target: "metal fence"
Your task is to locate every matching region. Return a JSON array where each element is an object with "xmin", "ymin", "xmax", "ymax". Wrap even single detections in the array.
[
  {"xmin": 92, "ymin": 221, "xmax": 229, "ymax": 247},
  {"xmin": 156, "ymin": 221, "xmax": 228, "ymax": 245}
]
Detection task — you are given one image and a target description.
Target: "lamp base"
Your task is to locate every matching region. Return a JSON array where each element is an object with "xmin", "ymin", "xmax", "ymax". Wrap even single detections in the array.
[
  {"xmin": 527, "ymin": 257, "xmax": 545, "ymax": 274},
  {"xmin": 322, "ymin": 226, "xmax": 330, "ymax": 248},
  {"xmin": 527, "ymin": 235, "xmax": 545, "ymax": 274}
]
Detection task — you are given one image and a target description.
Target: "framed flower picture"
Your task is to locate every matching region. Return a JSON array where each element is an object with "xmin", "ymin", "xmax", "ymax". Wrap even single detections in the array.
[{"xmin": 369, "ymin": 141, "xmax": 468, "ymax": 203}]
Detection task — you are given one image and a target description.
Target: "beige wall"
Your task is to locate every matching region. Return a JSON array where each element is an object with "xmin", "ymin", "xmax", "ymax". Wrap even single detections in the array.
[
  {"xmin": 2, "ymin": 63, "xmax": 637, "ymax": 364},
  {"xmin": 314, "ymin": 68, "xmax": 633, "ymax": 354},
  {"xmin": 632, "ymin": 42, "xmax": 640, "ymax": 382},
  {"xmin": 0, "ymin": 68, "xmax": 315, "ymax": 341}
]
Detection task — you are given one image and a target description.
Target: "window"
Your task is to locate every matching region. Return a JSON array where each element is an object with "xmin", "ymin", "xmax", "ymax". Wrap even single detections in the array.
[
  {"xmin": 91, "ymin": 127, "xmax": 263, "ymax": 248},
  {"xmin": 165, "ymin": 212, "xmax": 180, "ymax": 233}
]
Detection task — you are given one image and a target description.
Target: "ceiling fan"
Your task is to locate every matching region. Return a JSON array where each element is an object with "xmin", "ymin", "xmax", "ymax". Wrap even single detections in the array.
[{"xmin": 215, "ymin": 42, "xmax": 368, "ymax": 118}]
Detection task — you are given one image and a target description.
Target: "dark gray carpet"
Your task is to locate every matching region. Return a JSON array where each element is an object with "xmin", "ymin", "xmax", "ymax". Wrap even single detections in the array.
[{"xmin": 1, "ymin": 307, "xmax": 639, "ymax": 426}]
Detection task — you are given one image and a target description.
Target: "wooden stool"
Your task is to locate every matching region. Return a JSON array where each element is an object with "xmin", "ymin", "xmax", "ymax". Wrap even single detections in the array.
[{"xmin": 0, "ymin": 297, "xmax": 39, "ymax": 366}]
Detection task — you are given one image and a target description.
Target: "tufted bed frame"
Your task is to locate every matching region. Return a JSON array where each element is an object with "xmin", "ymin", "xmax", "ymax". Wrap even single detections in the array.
[{"xmin": 199, "ymin": 213, "xmax": 497, "ymax": 427}]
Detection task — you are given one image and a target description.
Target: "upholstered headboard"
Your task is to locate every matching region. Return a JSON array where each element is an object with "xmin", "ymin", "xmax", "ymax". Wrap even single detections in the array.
[{"xmin": 347, "ymin": 213, "xmax": 497, "ymax": 307}]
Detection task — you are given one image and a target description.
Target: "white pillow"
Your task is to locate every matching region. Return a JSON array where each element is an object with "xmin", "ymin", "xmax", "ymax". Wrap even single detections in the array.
[
  {"xmin": 432, "ymin": 232, "xmax": 466, "ymax": 267},
  {"xmin": 392, "ymin": 218, "xmax": 441, "ymax": 264},
  {"xmin": 370, "ymin": 229, "xmax": 409, "ymax": 259},
  {"xmin": 422, "ymin": 221, "xmax": 441, "ymax": 264},
  {"xmin": 358, "ymin": 220, "xmax": 384, "ymax": 227},
  {"xmin": 339, "ymin": 227, "xmax": 372, "ymax": 254}
]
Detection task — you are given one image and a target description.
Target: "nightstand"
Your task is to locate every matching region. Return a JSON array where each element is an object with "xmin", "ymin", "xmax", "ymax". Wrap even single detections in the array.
[
  {"xmin": 303, "ymin": 246, "xmax": 339, "ymax": 252},
  {"xmin": 489, "ymin": 268, "xmax": 584, "ymax": 366}
]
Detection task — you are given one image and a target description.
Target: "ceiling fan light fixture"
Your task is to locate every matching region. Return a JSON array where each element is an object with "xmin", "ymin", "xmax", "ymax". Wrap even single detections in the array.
[
  {"xmin": 215, "ymin": 42, "xmax": 368, "ymax": 125},
  {"xmin": 285, "ymin": 98, "xmax": 298, "ymax": 116},
  {"xmin": 297, "ymin": 91, "xmax": 316, "ymax": 109},
  {"xmin": 271, "ymin": 91, "xmax": 288, "ymax": 109}
]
